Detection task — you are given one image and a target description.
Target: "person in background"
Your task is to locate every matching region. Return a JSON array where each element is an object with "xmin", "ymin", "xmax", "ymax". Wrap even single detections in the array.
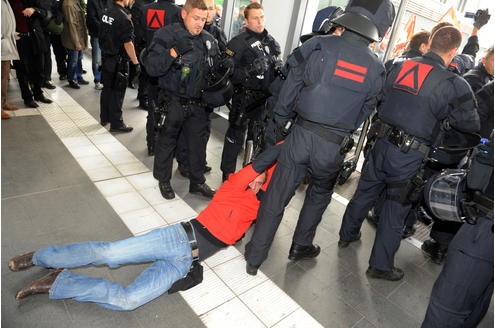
[
  {"xmin": 86, "ymin": 0, "xmax": 108, "ymax": 90},
  {"xmin": 1, "ymin": 0, "xmax": 20, "ymax": 119}
]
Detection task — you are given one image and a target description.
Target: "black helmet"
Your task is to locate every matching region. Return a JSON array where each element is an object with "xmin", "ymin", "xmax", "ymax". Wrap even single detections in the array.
[
  {"xmin": 201, "ymin": 63, "xmax": 234, "ymax": 108},
  {"xmin": 300, "ymin": 6, "xmax": 344, "ymax": 43},
  {"xmin": 332, "ymin": 0, "xmax": 395, "ymax": 42}
]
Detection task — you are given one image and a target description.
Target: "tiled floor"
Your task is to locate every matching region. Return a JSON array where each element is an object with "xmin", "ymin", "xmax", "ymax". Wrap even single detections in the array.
[{"xmin": 2, "ymin": 55, "xmax": 493, "ymax": 328}]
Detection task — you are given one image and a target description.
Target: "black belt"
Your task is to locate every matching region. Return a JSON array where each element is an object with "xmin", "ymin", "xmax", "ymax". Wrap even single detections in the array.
[
  {"xmin": 387, "ymin": 127, "xmax": 430, "ymax": 155},
  {"xmin": 296, "ymin": 118, "xmax": 347, "ymax": 145},
  {"xmin": 170, "ymin": 94, "xmax": 201, "ymax": 106},
  {"xmin": 181, "ymin": 221, "xmax": 199, "ymax": 261},
  {"xmin": 18, "ymin": 32, "xmax": 30, "ymax": 37}
]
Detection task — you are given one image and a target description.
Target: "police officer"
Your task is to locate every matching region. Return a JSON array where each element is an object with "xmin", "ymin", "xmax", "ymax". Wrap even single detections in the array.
[
  {"xmin": 176, "ymin": 0, "xmax": 227, "ymax": 176},
  {"xmin": 338, "ymin": 26, "xmax": 480, "ymax": 281},
  {"xmin": 422, "ymin": 136, "xmax": 493, "ymax": 327},
  {"xmin": 133, "ymin": 0, "xmax": 181, "ymax": 155},
  {"xmin": 143, "ymin": 0, "xmax": 221, "ymax": 200},
  {"xmin": 220, "ymin": 2, "xmax": 281, "ymax": 181},
  {"xmin": 244, "ymin": 0, "xmax": 396, "ymax": 276},
  {"xmin": 99, "ymin": 0, "xmax": 140, "ymax": 133},
  {"xmin": 463, "ymin": 46, "xmax": 493, "ymax": 93}
]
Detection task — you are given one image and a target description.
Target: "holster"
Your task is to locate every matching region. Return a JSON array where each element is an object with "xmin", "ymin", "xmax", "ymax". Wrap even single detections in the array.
[{"xmin": 113, "ymin": 57, "xmax": 128, "ymax": 90}]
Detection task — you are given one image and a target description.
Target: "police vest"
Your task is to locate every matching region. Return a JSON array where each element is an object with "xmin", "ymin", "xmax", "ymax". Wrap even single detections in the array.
[
  {"xmin": 379, "ymin": 55, "xmax": 474, "ymax": 144},
  {"xmin": 157, "ymin": 23, "xmax": 220, "ymax": 99},
  {"xmin": 100, "ymin": 4, "xmax": 132, "ymax": 58},
  {"xmin": 295, "ymin": 36, "xmax": 384, "ymax": 131},
  {"xmin": 142, "ymin": 1, "xmax": 181, "ymax": 47}
]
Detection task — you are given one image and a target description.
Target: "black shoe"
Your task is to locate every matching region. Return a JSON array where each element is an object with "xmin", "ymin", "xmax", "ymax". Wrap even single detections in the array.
[
  {"xmin": 288, "ymin": 243, "xmax": 321, "ymax": 261},
  {"xmin": 77, "ymin": 79, "xmax": 89, "ymax": 85},
  {"xmin": 222, "ymin": 173, "xmax": 229, "ymax": 182},
  {"xmin": 68, "ymin": 81, "xmax": 80, "ymax": 89},
  {"xmin": 159, "ymin": 181, "xmax": 175, "ymax": 199},
  {"xmin": 147, "ymin": 147, "xmax": 154, "ymax": 156},
  {"xmin": 82, "ymin": 69, "xmax": 87, "ymax": 74},
  {"xmin": 189, "ymin": 183, "xmax": 215, "ymax": 198},
  {"xmin": 204, "ymin": 165, "xmax": 212, "ymax": 173},
  {"xmin": 42, "ymin": 81, "xmax": 56, "ymax": 89},
  {"xmin": 366, "ymin": 266, "xmax": 404, "ymax": 281},
  {"xmin": 338, "ymin": 231, "xmax": 361, "ymax": 248},
  {"xmin": 421, "ymin": 240, "xmax": 446, "ymax": 264},
  {"xmin": 34, "ymin": 95, "xmax": 53, "ymax": 104},
  {"xmin": 110, "ymin": 125, "xmax": 133, "ymax": 133},
  {"xmin": 59, "ymin": 74, "xmax": 67, "ymax": 81},
  {"xmin": 24, "ymin": 99, "xmax": 39, "ymax": 108},
  {"xmin": 401, "ymin": 225, "xmax": 416, "ymax": 239},
  {"xmin": 246, "ymin": 262, "xmax": 259, "ymax": 276},
  {"xmin": 100, "ymin": 121, "xmax": 109, "ymax": 126},
  {"xmin": 366, "ymin": 208, "xmax": 379, "ymax": 226},
  {"xmin": 178, "ymin": 164, "xmax": 190, "ymax": 178}
]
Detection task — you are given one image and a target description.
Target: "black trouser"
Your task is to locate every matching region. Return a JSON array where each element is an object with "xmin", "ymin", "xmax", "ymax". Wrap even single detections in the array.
[
  {"xmin": 146, "ymin": 81, "xmax": 158, "ymax": 152},
  {"xmin": 339, "ymin": 138, "xmax": 424, "ymax": 271},
  {"xmin": 13, "ymin": 35, "xmax": 44, "ymax": 101},
  {"xmin": 245, "ymin": 125, "xmax": 344, "ymax": 267},
  {"xmin": 176, "ymin": 109, "xmax": 211, "ymax": 168},
  {"xmin": 422, "ymin": 216, "xmax": 493, "ymax": 327},
  {"xmin": 153, "ymin": 98, "xmax": 209, "ymax": 185},
  {"xmin": 50, "ymin": 33, "xmax": 67, "ymax": 77},
  {"xmin": 221, "ymin": 101, "xmax": 264, "ymax": 176},
  {"xmin": 100, "ymin": 67, "xmax": 126, "ymax": 128}
]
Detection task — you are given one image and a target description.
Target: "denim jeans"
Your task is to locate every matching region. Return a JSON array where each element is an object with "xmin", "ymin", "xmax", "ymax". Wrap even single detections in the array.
[
  {"xmin": 33, "ymin": 224, "xmax": 193, "ymax": 311},
  {"xmin": 67, "ymin": 50, "xmax": 83, "ymax": 83},
  {"xmin": 90, "ymin": 37, "xmax": 101, "ymax": 83}
]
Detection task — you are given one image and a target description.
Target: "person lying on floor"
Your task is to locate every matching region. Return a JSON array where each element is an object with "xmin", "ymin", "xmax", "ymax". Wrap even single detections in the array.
[{"xmin": 8, "ymin": 145, "xmax": 279, "ymax": 311}]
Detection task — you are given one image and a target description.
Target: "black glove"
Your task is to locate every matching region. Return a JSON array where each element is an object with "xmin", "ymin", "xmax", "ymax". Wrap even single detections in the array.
[
  {"xmin": 247, "ymin": 57, "xmax": 270, "ymax": 76},
  {"xmin": 173, "ymin": 38, "xmax": 194, "ymax": 56},
  {"xmin": 132, "ymin": 63, "xmax": 141, "ymax": 85},
  {"xmin": 474, "ymin": 9, "xmax": 490, "ymax": 29}
]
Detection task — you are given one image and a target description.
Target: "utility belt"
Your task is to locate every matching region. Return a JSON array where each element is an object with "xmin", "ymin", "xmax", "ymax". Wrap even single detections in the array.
[
  {"xmin": 375, "ymin": 120, "xmax": 430, "ymax": 155},
  {"xmin": 181, "ymin": 221, "xmax": 199, "ymax": 262},
  {"xmin": 297, "ymin": 118, "xmax": 353, "ymax": 154},
  {"xmin": 169, "ymin": 94, "xmax": 202, "ymax": 106},
  {"xmin": 17, "ymin": 31, "xmax": 31, "ymax": 37}
]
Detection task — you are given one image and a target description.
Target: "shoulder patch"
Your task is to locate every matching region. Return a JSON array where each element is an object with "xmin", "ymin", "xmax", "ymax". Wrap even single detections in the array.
[
  {"xmin": 225, "ymin": 48, "xmax": 235, "ymax": 57},
  {"xmin": 393, "ymin": 60, "xmax": 434, "ymax": 95}
]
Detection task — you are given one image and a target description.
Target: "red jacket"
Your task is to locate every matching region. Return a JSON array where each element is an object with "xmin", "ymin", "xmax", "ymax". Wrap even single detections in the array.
[{"xmin": 196, "ymin": 164, "xmax": 275, "ymax": 245}]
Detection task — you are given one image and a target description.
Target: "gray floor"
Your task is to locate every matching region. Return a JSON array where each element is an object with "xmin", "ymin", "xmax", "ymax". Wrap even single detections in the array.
[{"xmin": 2, "ymin": 55, "xmax": 493, "ymax": 327}]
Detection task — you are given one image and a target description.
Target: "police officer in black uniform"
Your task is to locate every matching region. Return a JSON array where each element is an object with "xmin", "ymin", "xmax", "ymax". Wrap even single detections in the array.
[
  {"xmin": 463, "ymin": 46, "xmax": 493, "ymax": 93},
  {"xmin": 422, "ymin": 135, "xmax": 493, "ymax": 327},
  {"xmin": 99, "ymin": 0, "xmax": 140, "ymax": 133},
  {"xmin": 338, "ymin": 26, "xmax": 480, "ymax": 281},
  {"xmin": 175, "ymin": 0, "xmax": 227, "ymax": 176},
  {"xmin": 133, "ymin": 0, "xmax": 181, "ymax": 155},
  {"xmin": 220, "ymin": 2, "xmax": 281, "ymax": 181},
  {"xmin": 244, "ymin": 0, "xmax": 396, "ymax": 276},
  {"xmin": 143, "ymin": 0, "xmax": 221, "ymax": 200}
]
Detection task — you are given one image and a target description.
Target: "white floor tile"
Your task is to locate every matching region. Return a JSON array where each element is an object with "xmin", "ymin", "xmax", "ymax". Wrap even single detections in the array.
[
  {"xmin": 155, "ymin": 199, "xmax": 198, "ymax": 224},
  {"xmin": 96, "ymin": 141, "xmax": 128, "ymax": 154},
  {"xmin": 115, "ymin": 161, "xmax": 149, "ymax": 176},
  {"xmin": 68, "ymin": 144, "xmax": 102, "ymax": 158},
  {"xmin": 204, "ymin": 246, "xmax": 242, "ymax": 268},
  {"xmin": 271, "ymin": 308, "xmax": 323, "ymax": 328},
  {"xmin": 139, "ymin": 186, "xmax": 169, "ymax": 206},
  {"xmin": 61, "ymin": 136, "xmax": 93, "ymax": 148},
  {"xmin": 200, "ymin": 298, "xmax": 265, "ymax": 328},
  {"xmin": 106, "ymin": 191, "xmax": 150, "ymax": 215},
  {"xmin": 88, "ymin": 133, "xmax": 118, "ymax": 145},
  {"xmin": 7, "ymin": 108, "xmax": 40, "ymax": 117},
  {"xmin": 126, "ymin": 172, "xmax": 157, "ymax": 190},
  {"xmin": 76, "ymin": 154, "xmax": 114, "ymax": 170},
  {"xmin": 104, "ymin": 150, "xmax": 139, "ymax": 165},
  {"xmin": 85, "ymin": 166, "xmax": 122, "ymax": 181},
  {"xmin": 120, "ymin": 207, "xmax": 168, "ymax": 234},
  {"xmin": 180, "ymin": 269, "xmax": 235, "ymax": 316},
  {"xmin": 239, "ymin": 280, "xmax": 299, "ymax": 327},
  {"xmin": 212, "ymin": 256, "xmax": 268, "ymax": 295},
  {"xmin": 95, "ymin": 177, "xmax": 135, "ymax": 197}
]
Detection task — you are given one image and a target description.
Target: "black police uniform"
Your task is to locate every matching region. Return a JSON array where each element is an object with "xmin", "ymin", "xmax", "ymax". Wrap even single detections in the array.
[
  {"xmin": 134, "ymin": 0, "xmax": 181, "ymax": 154},
  {"xmin": 244, "ymin": 31, "xmax": 386, "ymax": 267},
  {"xmin": 476, "ymin": 80, "xmax": 494, "ymax": 138},
  {"xmin": 339, "ymin": 52, "xmax": 480, "ymax": 273},
  {"xmin": 463, "ymin": 61, "xmax": 493, "ymax": 93},
  {"xmin": 99, "ymin": 2, "xmax": 134, "ymax": 129},
  {"xmin": 220, "ymin": 27, "xmax": 280, "ymax": 179},
  {"xmin": 144, "ymin": 22, "xmax": 221, "ymax": 187},
  {"xmin": 422, "ymin": 138, "xmax": 493, "ymax": 327},
  {"xmin": 175, "ymin": 21, "xmax": 228, "ymax": 171}
]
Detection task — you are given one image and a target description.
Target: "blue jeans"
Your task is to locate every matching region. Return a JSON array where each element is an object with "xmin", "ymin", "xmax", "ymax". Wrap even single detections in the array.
[
  {"xmin": 67, "ymin": 50, "xmax": 83, "ymax": 83},
  {"xmin": 90, "ymin": 37, "xmax": 101, "ymax": 83},
  {"xmin": 33, "ymin": 224, "xmax": 193, "ymax": 311}
]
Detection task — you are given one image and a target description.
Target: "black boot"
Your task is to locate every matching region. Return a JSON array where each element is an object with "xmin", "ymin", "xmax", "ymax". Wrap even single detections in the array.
[{"xmin": 288, "ymin": 243, "xmax": 320, "ymax": 261}]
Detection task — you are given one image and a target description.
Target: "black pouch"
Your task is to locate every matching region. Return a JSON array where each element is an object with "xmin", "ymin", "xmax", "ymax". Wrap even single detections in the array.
[
  {"xmin": 168, "ymin": 261, "xmax": 203, "ymax": 294},
  {"xmin": 114, "ymin": 71, "xmax": 128, "ymax": 90}
]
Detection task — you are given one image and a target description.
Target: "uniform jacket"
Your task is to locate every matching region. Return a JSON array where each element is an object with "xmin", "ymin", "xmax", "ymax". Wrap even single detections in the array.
[
  {"xmin": 1, "ymin": 0, "xmax": 20, "ymax": 61},
  {"xmin": 61, "ymin": 0, "xmax": 88, "ymax": 50},
  {"xmin": 144, "ymin": 22, "xmax": 220, "ymax": 99},
  {"xmin": 197, "ymin": 164, "xmax": 275, "ymax": 245},
  {"xmin": 226, "ymin": 28, "xmax": 280, "ymax": 91},
  {"xmin": 379, "ymin": 52, "xmax": 480, "ymax": 142},
  {"xmin": 463, "ymin": 63, "xmax": 493, "ymax": 93},
  {"xmin": 86, "ymin": 0, "xmax": 107, "ymax": 37},
  {"xmin": 275, "ymin": 32, "xmax": 385, "ymax": 133}
]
